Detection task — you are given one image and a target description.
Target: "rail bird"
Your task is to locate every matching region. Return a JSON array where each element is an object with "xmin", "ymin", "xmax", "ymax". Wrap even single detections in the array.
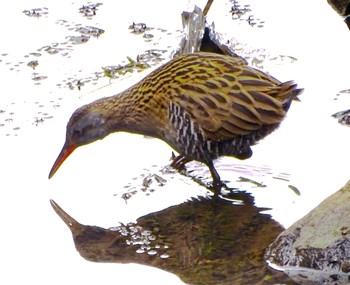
[{"xmin": 48, "ymin": 52, "xmax": 302, "ymax": 192}]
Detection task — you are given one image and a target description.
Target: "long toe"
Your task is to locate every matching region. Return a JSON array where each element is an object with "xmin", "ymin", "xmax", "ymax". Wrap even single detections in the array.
[{"xmin": 171, "ymin": 155, "xmax": 191, "ymax": 171}]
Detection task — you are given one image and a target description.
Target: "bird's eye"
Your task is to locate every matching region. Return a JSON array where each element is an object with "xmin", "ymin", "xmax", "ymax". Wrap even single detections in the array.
[{"xmin": 72, "ymin": 129, "xmax": 83, "ymax": 136}]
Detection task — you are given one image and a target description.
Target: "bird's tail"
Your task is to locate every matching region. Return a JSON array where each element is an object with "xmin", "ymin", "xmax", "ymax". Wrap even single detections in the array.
[{"xmin": 279, "ymin": 81, "xmax": 303, "ymax": 112}]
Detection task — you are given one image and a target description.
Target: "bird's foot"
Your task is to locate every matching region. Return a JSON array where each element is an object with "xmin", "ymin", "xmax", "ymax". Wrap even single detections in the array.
[
  {"xmin": 209, "ymin": 180, "xmax": 228, "ymax": 196},
  {"xmin": 170, "ymin": 153, "xmax": 191, "ymax": 171},
  {"xmin": 170, "ymin": 155, "xmax": 228, "ymax": 195}
]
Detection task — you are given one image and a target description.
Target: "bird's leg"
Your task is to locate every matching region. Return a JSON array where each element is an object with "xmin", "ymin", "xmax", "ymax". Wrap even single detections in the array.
[
  {"xmin": 171, "ymin": 155, "xmax": 224, "ymax": 194},
  {"xmin": 207, "ymin": 161, "xmax": 224, "ymax": 195},
  {"xmin": 170, "ymin": 154, "xmax": 191, "ymax": 171}
]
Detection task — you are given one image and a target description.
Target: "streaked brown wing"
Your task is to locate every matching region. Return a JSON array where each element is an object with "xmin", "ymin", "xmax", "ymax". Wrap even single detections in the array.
[{"xmin": 170, "ymin": 54, "xmax": 289, "ymax": 141}]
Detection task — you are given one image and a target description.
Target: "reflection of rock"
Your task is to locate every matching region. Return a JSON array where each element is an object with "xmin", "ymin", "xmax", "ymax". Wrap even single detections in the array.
[
  {"xmin": 22, "ymin": 7, "xmax": 49, "ymax": 18},
  {"xmin": 332, "ymin": 109, "xmax": 350, "ymax": 126},
  {"xmin": 266, "ymin": 180, "xmax": 350, "ymax": 284},
  {"xmin": 76, "ymin": 26, "xmax": 105, "ymax": 38},
  {"xmin": 51, "ymin": 192, "xmax": 298, "ymax": 284},
  {"xmin": 129, "ymin": 22, "xmax": 150, "ymax": 34},
  {"xmin": 27, "ymin": 60, "xmax": 39, "ymax": 70},
  {"xmin": 78, "ymin": 3, "xmax": 102, "ymax": 18}
]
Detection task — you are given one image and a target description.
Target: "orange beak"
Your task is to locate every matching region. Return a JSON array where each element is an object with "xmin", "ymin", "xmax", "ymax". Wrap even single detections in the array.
[{"xmin": 48, "ymin": 142, "xmax": 76, "ymax": 179}]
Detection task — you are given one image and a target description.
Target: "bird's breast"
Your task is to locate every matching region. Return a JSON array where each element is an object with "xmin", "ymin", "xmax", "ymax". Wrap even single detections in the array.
[{"xmin": 165, "ymin": 102, "xmax": 220, "ymax": 162}]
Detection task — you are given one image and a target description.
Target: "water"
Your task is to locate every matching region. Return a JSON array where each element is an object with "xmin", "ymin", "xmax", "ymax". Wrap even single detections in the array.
[{"xmin": 0, "ymin": 0, "xmax": 349, "ymax": 284}]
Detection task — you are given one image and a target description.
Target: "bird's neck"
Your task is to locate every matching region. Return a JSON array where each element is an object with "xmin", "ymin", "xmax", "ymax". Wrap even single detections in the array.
[{"xmin": 94, "ymin": 86, "xmax": 163, "ymax": 138}]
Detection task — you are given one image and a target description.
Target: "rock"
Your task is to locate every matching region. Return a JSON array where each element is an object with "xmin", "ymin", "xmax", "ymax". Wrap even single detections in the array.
[
  {"xmin": 265, "ymin": 180, "xmax": 350, "ymax": 285},
  {"xmin": 327, "ymin": 0, "xmax": 350, "ymax": 15},
  {"xmin": 332, "ymin": 109, "xmax": 350, "ymax": 126},
  {"xmin": 327, "ymin": 0, "xmax": 350, "ymax": 29}
]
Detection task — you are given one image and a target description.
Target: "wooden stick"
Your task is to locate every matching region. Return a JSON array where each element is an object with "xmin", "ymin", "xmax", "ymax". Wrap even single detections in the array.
[{"xmin": 203, "ymin": 0, "xmax": 214, "ymax": 17}]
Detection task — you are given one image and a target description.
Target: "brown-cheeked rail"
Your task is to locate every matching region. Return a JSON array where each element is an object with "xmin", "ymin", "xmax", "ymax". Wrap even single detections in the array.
[{"xmin": 48, "ymin": 52, "xmax": 302, "ymax": 193}]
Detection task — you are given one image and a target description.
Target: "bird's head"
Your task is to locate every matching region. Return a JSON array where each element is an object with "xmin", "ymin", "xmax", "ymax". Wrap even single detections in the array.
[{"xmin": 48, "ymin": 104, "xmax": 108, "ymax": 179}]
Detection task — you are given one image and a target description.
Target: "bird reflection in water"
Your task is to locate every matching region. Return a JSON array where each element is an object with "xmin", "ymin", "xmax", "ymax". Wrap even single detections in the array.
[{"xmin": 51, "ymin": 192, "xmax": 298, "ymax": 285}]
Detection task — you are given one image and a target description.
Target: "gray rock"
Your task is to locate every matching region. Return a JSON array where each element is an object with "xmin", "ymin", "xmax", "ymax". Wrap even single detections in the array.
[{"xmin": 266, "ymin": 180, "xmax": 350, "ymax": 284}]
